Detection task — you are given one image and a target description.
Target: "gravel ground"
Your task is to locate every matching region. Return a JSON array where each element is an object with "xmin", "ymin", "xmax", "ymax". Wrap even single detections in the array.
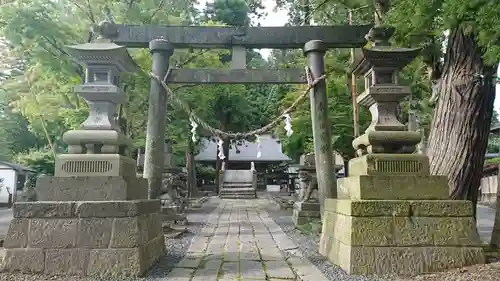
[
  {"xmin": 265, "ymin": 199, "xmax": 500, "ymax": 281},
  {"xmin": 0, "ymin": 199, "xmax": 219, "ymax": 281}
]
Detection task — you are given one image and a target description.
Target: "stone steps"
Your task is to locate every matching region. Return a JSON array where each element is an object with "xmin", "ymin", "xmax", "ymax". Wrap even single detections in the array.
[{"xmin": 219, "ymin": 186, "xmax": 257, "ymax": 199}]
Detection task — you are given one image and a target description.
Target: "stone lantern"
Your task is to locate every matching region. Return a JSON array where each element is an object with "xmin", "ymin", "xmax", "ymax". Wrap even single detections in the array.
[
  {"xmin": 1, "ymin": 42, "xmax": 165, "ymax": 277},
  {"xmin": 318, "ymin": 43, "xmax": 484, "ymax": 275},
  {"xmin": 56, "ymin": 42, "xmax": 137, "ymax": 178}
]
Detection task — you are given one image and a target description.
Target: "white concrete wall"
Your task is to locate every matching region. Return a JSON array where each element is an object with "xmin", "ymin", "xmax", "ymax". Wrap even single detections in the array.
[
  {"xmin": 0, "ymin": 164, "xmax": 16, "ymax": 204},
  {"xmin": 480, "ymin": 175, "xmax": 498, "ymax": 204}
]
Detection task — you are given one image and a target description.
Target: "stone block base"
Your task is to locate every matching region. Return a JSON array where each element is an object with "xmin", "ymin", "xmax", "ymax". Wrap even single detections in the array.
[
  {"xmin": 36, "ymin": 175, "xmax": 148, "ymax": 201},
  {"xmin": 319, "ymin": 199, "xmax": 485, "ymax": 276},
  {"xmin": 2, "ymin": 200, "xmax": 165, "ymax": 277},
  {"xmin": 292, "ymin": 201, "xmax": 320, "ymax": 226}
]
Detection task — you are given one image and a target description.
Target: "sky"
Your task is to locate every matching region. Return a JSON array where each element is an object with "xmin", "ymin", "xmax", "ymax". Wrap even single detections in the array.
[{"xmin": 196, "ymin": 0, "xmax": 500, "ymax": 112}]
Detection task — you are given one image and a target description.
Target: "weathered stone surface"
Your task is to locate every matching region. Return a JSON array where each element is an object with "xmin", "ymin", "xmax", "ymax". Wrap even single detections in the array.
[
  {"xmin": 239, "ymin": 260, "xmax": 265, "ymax": 280},
  {"xmin": 36, "ymin": 176, "xmax": 147, "ymax": 201},
  {"xmin": 167, "ymin": 268, "xmax": 196, "ymax": 281},
  {"xmin": 104, "ymin": 24, "xmax": 372, "ymax": 49},
  {"xmin": 220, "ymin": 261, "xmax": 239, "ymax": 281},
  {"xmin": 4, "ymin": 219, "xmax": 28, "ymax": 248},
  {"xmin": 287, "ymin": 256, "xmax": 330, "ymax": 281},
  {"xmin": 293, "ymin": 209, "xmax": 321, "ymax": 218},
  {"xmin": 110, "ymin": 216, "xmax": 147, "ymax": 248},
  {"xmin": 88, "ymin": 248, "xmax": 143, "ymax": 277},
  {"xmin": 264, "ymin": 260, "xmax": 295, "ymax": 279},
  {"xmin": 76, "ymin": 200, "xmax": 160, "ymax": 218},
  {"xmin": 337, "ymin": 175, "xmax": 449, "ymax": 200},
  {"xmin": 29, "ymin": 219, "xmax": 78, "ymax": 248},
  {"xmin": 192, "ymin": 259, "xmax": 222, "ymax": 281},
  {"xmin": 348, "ymin": 154, "xmax": 430, "ymax": 176},
  {"xmin": 167, "ymin": 69, "xmax": 307, "ymax": 84},
  {"xmin": 14, "ymin": 202, "xmax": 75, "ymax": 218},
  {"xmin": 3, "ymin": 249, "xmax": 45, "ymax": 273},
  {"xmin": 77, "ymin": 218, "xmax": 113, "ymax": 248},
  {"xmin": 176, "ymin": 257, "xmax": 202, "ymax": 268},
  {"xmin": 322, "ymin": 238, "xmax": 484, "ymax": 275},
  {"xmin": 322, "ymin": 211, "xmax": 480, "ymax": 247},
  {"xmin": 2, "ymin": 200, "xmax": 164, "ymax": 277},
  {"xmin": 324, "ymin": 199, "xmax": 473, "ymax": 217},
  {"xmin": 44, "ymin": 249, "xmax": 90, "ymax": 276},
  {"xmin": 293, "ymin": 201, "xmax": 320, "ymax": 211},
  {"xmin": 140, "ymin": 235, "xmax": 165, "ymax": 268}
]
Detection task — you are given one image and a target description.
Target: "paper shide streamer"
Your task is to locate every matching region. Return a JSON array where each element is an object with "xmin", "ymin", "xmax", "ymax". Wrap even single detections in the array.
[
  {"xmin": 217, "ymin": 138, "xmax": 225, "ymax": 160},
  {"xmin": 283, "ymin": 113, "xmax": 293, "ymax": 137},
  {"xmin": 255, "ymin": 134, "xmax": 261, "ymax": 158},
  {"xmin": 189, "ymin": 117, "xmax": 198, "ymax": 143}
]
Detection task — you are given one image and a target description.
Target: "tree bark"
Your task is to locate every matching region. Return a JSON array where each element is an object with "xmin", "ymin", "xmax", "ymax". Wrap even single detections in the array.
[{"xmin": 427, "ymin": 26, "xmax": 498, "ymax": 219}]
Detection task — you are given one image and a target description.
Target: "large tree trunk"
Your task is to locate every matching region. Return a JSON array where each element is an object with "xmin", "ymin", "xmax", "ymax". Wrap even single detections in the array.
[{"xmin": 427, "ymin": 26, "xmax": 498, "ymax": 219}]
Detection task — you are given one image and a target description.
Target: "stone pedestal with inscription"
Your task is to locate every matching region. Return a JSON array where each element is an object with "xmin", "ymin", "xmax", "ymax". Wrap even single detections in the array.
[
  {"xmin": 1, "ymin": 42, "xmax": 164, "ymax": 277},
  {"xmin": 319, "ymin": 45, "xmax": 484, "ymax": 276}
]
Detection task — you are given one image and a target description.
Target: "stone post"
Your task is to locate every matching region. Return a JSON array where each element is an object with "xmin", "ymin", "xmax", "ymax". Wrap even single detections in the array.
[
  {"xmin": 318, "ymin": 41, "xmax": 484, "ymax": 275},
  {"xmin": 1, "ymin": 42, "xmax": 165, "ymax": 277},
  {"xmin": 144, "ymin": 39, "xmax": 174, "ymax": 200},
  {"xmin": 303, "ymin": 40, "xmax": 336, "ymax": 217}
]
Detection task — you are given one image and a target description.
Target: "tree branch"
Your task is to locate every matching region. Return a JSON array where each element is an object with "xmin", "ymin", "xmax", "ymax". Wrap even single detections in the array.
[{"xmin": 148, "ymin": 0, "xmax": 165, "ymax": 24}]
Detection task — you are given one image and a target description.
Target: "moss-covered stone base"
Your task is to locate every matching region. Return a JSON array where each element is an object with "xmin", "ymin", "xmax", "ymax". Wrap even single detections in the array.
[
  {"xmin": 292, "ymin": 202, "xmax": 320, "ymax": 226},
  {"xmin": 319, "ymin": 199, "xmax": 485, "ymax": 276}
]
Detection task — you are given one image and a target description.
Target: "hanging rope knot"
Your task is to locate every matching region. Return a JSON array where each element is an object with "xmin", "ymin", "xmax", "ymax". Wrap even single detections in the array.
[
  {"xmin": 305, "ymin": 66, "xmax": 326, "ymax": 87},
  {"xmin": 147, "ymin": 64, "xmax": 327, "ymax": 140}
]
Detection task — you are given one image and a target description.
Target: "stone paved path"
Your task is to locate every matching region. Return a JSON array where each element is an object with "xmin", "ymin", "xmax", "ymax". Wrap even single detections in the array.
[{"xmin": 167, "ymin": 199, "xmax": 330, "ymax": 281}]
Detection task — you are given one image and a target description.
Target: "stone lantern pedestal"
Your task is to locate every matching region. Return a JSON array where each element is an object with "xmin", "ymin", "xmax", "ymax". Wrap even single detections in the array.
[
  {"xmin": 1, "ymin": 42, "xmax": 164, "ymax": 277},
  {"xmin": 318, "ymin": 47, "xmax": 484, "ymax": 275}
]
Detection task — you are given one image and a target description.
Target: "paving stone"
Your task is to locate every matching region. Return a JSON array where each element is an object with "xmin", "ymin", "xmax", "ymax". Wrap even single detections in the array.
[
  {"xmin": 167, "ymin": 268, "xmax": 196, "ymax": 281},
  {"xmin": 224, "ymin": 235, "xmax": 239, "ymax": 262},
  {"xmin": 271, "ymin": 233, "xmax": 298, "ymax": 251},
  {"xmin": 206, "ymin": 236, "xmax": 226, "ymax": 257},
  {"xmin": 240, "ymin": 259, "xmax": 266, "ymax": 280},
  {"xmin": 257, "ymin": 242, "xmax": 283, "ymax": 261},
  {"xmin": 240, "ymin": 241, "xmax": 260, "ymax": 260},
  {"xmin": 220, "ymin": 262, "xmax": 239, "ymax": 280},
  {"xmin": 176, "ymin": 257, "xmax": 202, "ymax": 268},
  {"xmin": 187, "ymin": 236, "xmax": 210, "ymax": 253},
  {"xmin": 287, "ymin": 256, "xmax": 330, "ymax": 281},
  {"xmin": 192, "ymin": 259, "xmax": 222, "ymax": 281},
  {"xmin": 264, "ymin": 260, "xmax": 295, "ymax": 279}
]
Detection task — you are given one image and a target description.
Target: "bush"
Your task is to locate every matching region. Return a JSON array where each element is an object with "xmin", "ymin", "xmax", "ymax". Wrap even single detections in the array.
[{"xmin": 15, "ymin": 148, "xmax": 55, "ymax": 175}]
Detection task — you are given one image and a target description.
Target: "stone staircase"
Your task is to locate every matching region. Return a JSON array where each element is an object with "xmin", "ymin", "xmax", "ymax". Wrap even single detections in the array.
[{"xmin": 219, "ymin": 170, "xmax": 257, "ymax": 199}]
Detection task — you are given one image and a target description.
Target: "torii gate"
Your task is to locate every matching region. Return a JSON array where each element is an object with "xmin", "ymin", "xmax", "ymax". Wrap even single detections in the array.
[{"xmin": 89, "ymin": 22, "xmax": 371, "ymax": 209}]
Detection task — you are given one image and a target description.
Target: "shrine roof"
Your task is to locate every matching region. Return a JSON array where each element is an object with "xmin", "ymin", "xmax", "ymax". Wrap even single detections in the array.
[{"xmin": 195, "ymin": 135, "xmax": 291, "ymax": 162}]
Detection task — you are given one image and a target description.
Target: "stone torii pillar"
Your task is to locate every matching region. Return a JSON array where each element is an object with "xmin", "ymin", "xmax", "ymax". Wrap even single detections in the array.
[
  {"xmin": 144, "ymin": 39, "xmax": 174, "ymax": 200},
  {"xmin": 304, "ymin": 40, "xmax": 336, "ymax": 218},
  {"xmin": 1, "ymin": 42, "xmax": 164, "ymax": 277}
]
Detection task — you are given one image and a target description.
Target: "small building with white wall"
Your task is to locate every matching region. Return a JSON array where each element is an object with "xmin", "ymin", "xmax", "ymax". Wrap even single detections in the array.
[{"xmin": 0, "ymin": 161, "xmax": 35, "ymax": 206}]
